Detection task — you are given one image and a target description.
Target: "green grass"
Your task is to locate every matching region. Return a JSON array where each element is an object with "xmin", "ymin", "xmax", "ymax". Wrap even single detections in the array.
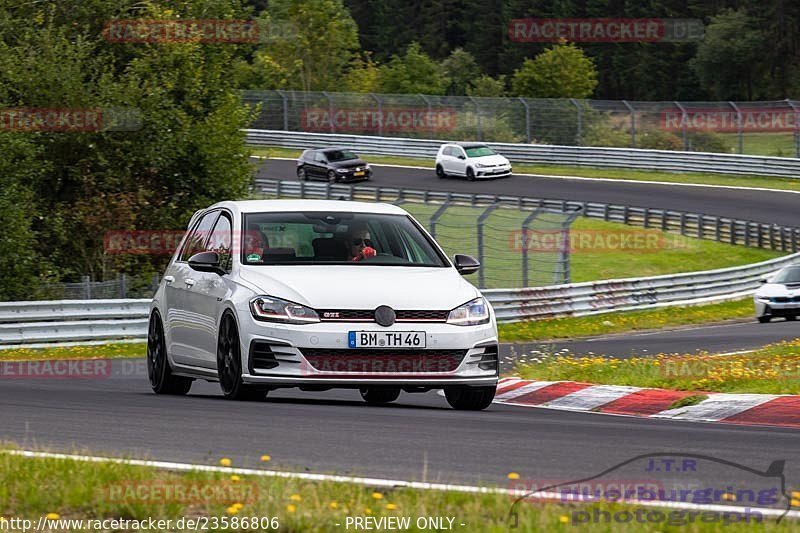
[
  {"xmin": 498, "ymin": 298, "xmax": 754, "ymax": 343},
  {"xmin": 1, "ymin": 449, "xmax": 797, "ymax": 532},
  {"xmin": 0, "ymin": 342, "xmax": 144, "ymax": 361},
  {"xmin": 251, "ymin": 145, "xmax": 800, "ymax": 192},
  {"xmin": 395, "ymin": 202, "xmax": 779, "ymax": 288},
  {"xmin": 719, "ymin": 132, "xmax": 797, "ymax": 157},
  {"xmin": 515, "ymin": 338, "xmax": 800, "ymax": 394}
]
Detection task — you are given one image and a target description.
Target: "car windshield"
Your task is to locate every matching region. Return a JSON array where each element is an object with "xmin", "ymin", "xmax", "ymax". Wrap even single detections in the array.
[
  {"xmin": 464, "ymin": 146, "xmax": 495, "ymax": 158},
  {"xmin": 773, "ymin": 266, "xmax": 800, "ymax": 284},
  {"xmin": 241, "ymin": 212, "xmax": 448, "ymax": 267},
  {"xmin": 324, "ymin": 150, "xmax": 358, "ymax": 162}
]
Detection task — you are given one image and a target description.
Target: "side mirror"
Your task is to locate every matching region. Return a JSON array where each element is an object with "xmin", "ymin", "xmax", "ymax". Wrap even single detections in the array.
[
  {"xmin": 454, "ymin": 254, "xmax": 480, "ymax": 275},
  {"xmin": 188, "ymin": 251, "xmax": 225, "ymax": 275},
  {"xmin": 458, "ymin": 154, "xmax": 466, "ymax": 160}
]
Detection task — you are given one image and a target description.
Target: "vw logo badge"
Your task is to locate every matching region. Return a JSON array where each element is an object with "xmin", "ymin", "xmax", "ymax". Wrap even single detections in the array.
[{"xmin": 374, "ymin": 305, "xmax": 396, "ymax": 327}]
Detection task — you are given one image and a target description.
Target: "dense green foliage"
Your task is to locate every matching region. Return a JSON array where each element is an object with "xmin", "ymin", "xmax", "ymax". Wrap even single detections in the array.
[{"xmin": 0, "ymin": 1, "xmax": 255, "ymax": 293}]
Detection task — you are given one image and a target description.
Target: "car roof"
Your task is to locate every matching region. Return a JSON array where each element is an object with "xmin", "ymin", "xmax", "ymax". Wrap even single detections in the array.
[
  {"xmin": 207, "ymin": 199, "xmax": 408, "ymax": 215},
  {"xmin": 456, "ymin": 142, "xmax": 489, "ymax": 148}
]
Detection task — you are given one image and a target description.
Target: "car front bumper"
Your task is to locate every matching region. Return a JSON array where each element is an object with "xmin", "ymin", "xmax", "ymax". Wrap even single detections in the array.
[
  {"xmin": 475, "ymin": 166, "xmax": 512, "ymax": 178},
  {"xmin": 238, "ymin": 316, "xmax": 499, "ymax": 388},
  {"xmin": 755, "ymin": 296, "xmax": 800, "ymax": 316}
]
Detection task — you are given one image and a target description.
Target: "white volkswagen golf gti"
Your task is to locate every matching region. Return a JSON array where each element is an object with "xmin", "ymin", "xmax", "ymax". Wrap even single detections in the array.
[{"xmin": 147, "ymin": 199, "xmax": 499, "ymax": 410}]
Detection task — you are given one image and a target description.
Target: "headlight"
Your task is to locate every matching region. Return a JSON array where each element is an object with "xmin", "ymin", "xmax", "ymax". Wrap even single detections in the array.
[
  {"xmin": 447, "ymin": 297, "xmax": 490, "ymax": 326},
  {"xmin": 336, "ymin": 168, "xmax": 348, "ymax": 173},
  {"xmin": 475, "ymin": 163, "xmax": 487, "ymax": 168},
  {"xmin": 250, "ymin": 296, "xmax": 319, "ymax": 324}
]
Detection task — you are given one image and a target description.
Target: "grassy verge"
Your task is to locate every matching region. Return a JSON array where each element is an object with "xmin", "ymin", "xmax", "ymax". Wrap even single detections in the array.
[
  {"xmin": 498, "ymin": 298, "xmax": 754, "ymax": 343},
  {"xmin": 0, "ymin": 342, "xmax": 144, "ymax": 361},
  {"xmin": 1, "ymin": 450, "xmax": 795, "ymax": 531},
  {"xmin": 251, "ymin": 146, "xmax": 800, "ymax": 192},
  {"xmin": 516, "ymin": 338, "xmax": 800, "ymax": 395}
]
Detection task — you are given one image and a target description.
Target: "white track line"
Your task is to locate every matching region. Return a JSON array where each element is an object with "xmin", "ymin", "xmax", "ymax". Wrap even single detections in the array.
[
  {"xmin": 252, "ymin": 156, "xmax": 797, "ymax": 195},
  {"xmin": 6, "ymin": 450, "xmax": 799, "ymax": 520}
]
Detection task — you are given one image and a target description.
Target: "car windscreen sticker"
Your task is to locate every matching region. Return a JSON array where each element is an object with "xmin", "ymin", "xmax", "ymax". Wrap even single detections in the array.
[{"xmin": 247, "ymin": 253, "xmax": 260, "ymax": 262}]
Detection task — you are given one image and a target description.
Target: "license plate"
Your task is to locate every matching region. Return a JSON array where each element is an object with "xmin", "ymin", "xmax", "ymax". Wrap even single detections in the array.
[
  {"xmin": 353, "ymin": 171, "xmax": 365, "ymax": 176},
  {"xmin": 348, "ymin": 331, "xmax": 426, "ymax": 348}
]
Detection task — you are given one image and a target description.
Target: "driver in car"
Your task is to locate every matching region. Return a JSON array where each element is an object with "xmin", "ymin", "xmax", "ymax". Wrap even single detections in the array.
[{"xmin": 349, "ymin": 225, "xmax": 377, "ymax": 262}]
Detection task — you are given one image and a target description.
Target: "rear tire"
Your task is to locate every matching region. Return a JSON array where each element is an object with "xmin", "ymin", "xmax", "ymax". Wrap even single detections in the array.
[
  {"xmin": 217, "ymin": 313, "xmax": 269, "ymax": 401},
  {"xmin": 444, "ymin": 386, "xmax": 495, "ymax": 410},
  {"xmin": 435, "ymin": 164, "xmax": 446, "ymax": 179},
  {"xmin": 147, "ymin": 312, "xmax": 193, "ymax": 395},
  {"xmin": 758, "ymin": 316, "xmax": 772, "ymax": 323},
  {"xmin": 466, "ymin": 167, "xmax": 476, "ymax": 181},
  {"xmin": 360, "ymin": 387, "xmax": 401, "ymax": 404}
]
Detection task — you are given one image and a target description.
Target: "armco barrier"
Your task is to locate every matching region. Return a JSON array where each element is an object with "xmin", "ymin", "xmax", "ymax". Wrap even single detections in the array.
[
  {"xmin": 246, "ymin": 129, "xmax": 800, "ymax": 177},
  {"xmin": 1, "ymin": 252, "xmax": 798, "ymax": 345},
  {"xmin": 256, "ymin": 179, "xmax": 800, "ymax": 252}
]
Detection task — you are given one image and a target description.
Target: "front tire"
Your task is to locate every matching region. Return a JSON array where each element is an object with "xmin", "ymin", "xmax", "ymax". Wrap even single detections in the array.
[
  {"xmin": 217, "ymin": 313, "xmax": 269, "ymax": 401},
  {"xmin": 466, "ymin": 167, "xmax": 476, "ymax": 181},
  {"xmin": 444, "ymin": 385, "xmax": 495, "ymax": 410},
  {"xmin": 758, "ymin": 315, "xmax": 772, "ymax": 323},
  {"xmin": 147, "ymin": 312, "xmax": 193, "ymax": 395},
  {"xmin": 435, "ymin": 164, "xmax": 447, "ymax": 179},
  {"xmin": 327, "ymin": 170, "xmax": 337, "ymax": 183},
  {"xmin": 297, "ymin": 167, "xmax": 308, "ymax": 181},
  {"xmin": 787, "ymin": 315, "xmax": 797, "ymax": 321},
  {"xmin": 360, "ymin": 387, "xmax": 401, "ymax": 405}
]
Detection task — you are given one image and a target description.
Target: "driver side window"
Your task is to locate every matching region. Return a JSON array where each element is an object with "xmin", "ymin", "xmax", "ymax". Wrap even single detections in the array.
[
  {"xmin": 206, "ymin": 213, "xmax": 233, "ymax": 272},
  {"xmin": 180, "ymin": 211, "xmax": 219, "ymax": 262}
]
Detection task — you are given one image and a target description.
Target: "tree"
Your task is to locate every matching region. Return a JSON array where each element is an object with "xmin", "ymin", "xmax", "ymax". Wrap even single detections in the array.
[
  {"xmin": 343, "ymin": 53, "xmax": 382, "ymax": 93},
  {"xmin": 0, "ymin": 0, "xmax": 255, "ymax": 283},
  {"xmin": 467, "ymin": 75, "xmax": 507, "ymax": 97},
  {"xmin": 511, "ymin": 42, "xmax": 598, "ymax": 98},
  {"xmin": 253, "ymin": 0, "xmax": 360, "ymax": 91},
  {"xmin": 691, "ymin": 9, "xmax": 765, "ymax": 100},
  {"xmin": 441, "ymin": 48, "xmax": 482, "ymax": 95},
  {"xmin": 378, "ymin": 42, "xmax": 450, "ymax": 95}
]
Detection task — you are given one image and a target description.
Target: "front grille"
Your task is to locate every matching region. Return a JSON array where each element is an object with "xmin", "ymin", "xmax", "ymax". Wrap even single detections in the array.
[
  {"xmin": 771, "ymin": 296, "xmax": 800, "ymax": 303},
  {"xmin": 249, "ymin": 340, "xmax": 279, "ymax": 372},
  {"xmin": 300, "ymin": 348, "xmax": 467, "ymax": 374},
  {"xmin": 317, "ymin": 309, "xmax": 449, "ymax": 322}
]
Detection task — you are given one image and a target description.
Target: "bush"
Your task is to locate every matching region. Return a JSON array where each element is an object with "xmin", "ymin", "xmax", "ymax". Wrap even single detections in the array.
[
  {"xmin": 637, "ymin": 130, "xmax": 684, "ymax": 151},
  {"xmin": 687, "ymin": 131, "xmax": 731, "ymax": 153}
]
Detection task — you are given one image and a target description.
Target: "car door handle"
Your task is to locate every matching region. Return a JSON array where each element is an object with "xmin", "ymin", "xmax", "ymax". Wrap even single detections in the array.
[
  {"xmin": 163, "ymin": 275, "xmax": 175, "ymax": 284},
  {"xmin": 184, "ymin": 278, "xmax": 196, "ymax": 287}
]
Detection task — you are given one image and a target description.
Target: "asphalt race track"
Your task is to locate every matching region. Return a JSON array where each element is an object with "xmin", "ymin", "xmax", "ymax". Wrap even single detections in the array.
[
  {"xmin": 3, "ymin": 360, "xmax": 800, "ymax": 493},
  {"xmin": 254, "ymin": 159, "xmax": 800, "ymax": 227},
  {"xmin": 2, "ymin": 158, "xmax": 799, "ymax": 508},
  {"xmin": 500, "ymin": 319, "xmax": 800, "ymax": 365}
]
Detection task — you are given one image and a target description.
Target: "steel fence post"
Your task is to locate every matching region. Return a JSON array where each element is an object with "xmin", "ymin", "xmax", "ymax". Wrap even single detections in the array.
[
  {"xmin": 469, "ymin": 96, "xmax": 482, "ymax": 141},
  {"xmin": 729, "ymin": 101, "xmax": 743, "ymax": 154},
  {"xmin": 477, "ymin": 204, "xmax": 500, "ymax": 289},
  {"xmin": 430, "ymin": 200, "xmax": 451, "ymax": 239},
  {"xmin": 570, "ymin": 98, "xmax": 582, "ymax": 145},
  {"xmin": 562, "ymin": 207, "xmax": 582, "ymax": 284},
  {"xmin": 521, "ymin": 209, "xmax": 543, "ymax": 287},
  {"xmin": 622, "ymin": 100, "xmax": 635, "ymax": 147},
  {"xmin": 370, "ymin": 93, "xmax": 383, "ymax": 136},
  {"xmin": 674, "ymin": 101, "xmax": 688, "ymax": 150},
  {"xmin": 786, "ymin": 99, "xmax": 800, "ymax": 158},
  {"xmin": 322, "ymin": 91, "xmax": 334, "ymax": 133},
  {"xmin": 419, "ymin": 94, "xmax": 433, "ymax": 137},
  {"xmin": 276, "ymin": 89, "xmax": 289, "ymax": 131},
  {"xmin": 120, "ymin": 273, "xmax": 127, "ymax": 299},
  {"xmin": 83, "ymin": 276, "xmax": 91, "ymax": 300},
  {"xmin": 519, "ymin": 97, "xmax": 531, "ymax": 143}
]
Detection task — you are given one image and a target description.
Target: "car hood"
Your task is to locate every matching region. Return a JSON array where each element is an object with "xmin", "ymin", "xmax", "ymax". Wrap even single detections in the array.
[
  {"xmin": 756, "ymin": 282, "xmax": 800, "ymax": 297},
  {"xmin": 238, "ymin": 265, "xmax": 481, "ymax": 310},
  {"xmin": 329, "ymin": 158, "xmax": 367, "ymax": 169},
  {"xmin": 469, "ymin": 154, "xmax": 509, "ymax": 166}
]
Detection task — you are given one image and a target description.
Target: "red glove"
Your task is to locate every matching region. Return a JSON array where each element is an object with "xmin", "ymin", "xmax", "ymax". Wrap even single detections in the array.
[{"xmin": 353, "ymin": 246, "xmax": 377, "ymax": 261}]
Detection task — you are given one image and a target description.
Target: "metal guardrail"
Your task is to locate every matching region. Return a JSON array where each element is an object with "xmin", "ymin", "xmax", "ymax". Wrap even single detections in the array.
[
  {"xmin": 256, "ymin": 179, "xmax": 800, "ymax": 252},
  {"xmin": 1, "ymin": 250, "xmax": 796, "ymax": 345},
  {"xmin": 246, "ymin": 129, "xmax": 800, "ymax": 177},
  {"xmin": 484, "ymin": 252, "xmax": 800, "ymax": 322}
]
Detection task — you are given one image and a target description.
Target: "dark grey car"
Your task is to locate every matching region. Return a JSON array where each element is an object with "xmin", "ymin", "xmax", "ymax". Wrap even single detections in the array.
[{"xmin": 296, "ymin": 148, "xmax": 372, "ymax": 183}]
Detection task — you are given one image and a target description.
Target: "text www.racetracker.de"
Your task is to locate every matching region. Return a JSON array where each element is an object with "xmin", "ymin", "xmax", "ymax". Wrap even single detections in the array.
[{"xmin": 0, "ymin": 515, "xmax": 281, "ymax": 532}]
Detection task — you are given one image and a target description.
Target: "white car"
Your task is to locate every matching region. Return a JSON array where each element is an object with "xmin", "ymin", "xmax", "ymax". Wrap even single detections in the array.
[
  {"xmin": 754, "ymin": 265, "xmax": 800, "ymax": 323},
  {"xmin": 435, "ymin": 142, "xmax": 512, "ymax": 181},
  {"xmin": 147, "ymin": 199, "xmax": 499, "ymax": 410}
]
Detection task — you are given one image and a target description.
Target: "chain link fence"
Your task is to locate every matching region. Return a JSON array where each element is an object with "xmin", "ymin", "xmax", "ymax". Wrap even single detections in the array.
[
  {"xmin": 27, "ymin": 274, "xmax": 161, "ymax": 301},
  {"xmin": 257, "ymin": 179, "xmax": 581, "ymax": 289},
  {"xmin": 244, "ymin": 90, "xmax": 800, "ymax": 157}
]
